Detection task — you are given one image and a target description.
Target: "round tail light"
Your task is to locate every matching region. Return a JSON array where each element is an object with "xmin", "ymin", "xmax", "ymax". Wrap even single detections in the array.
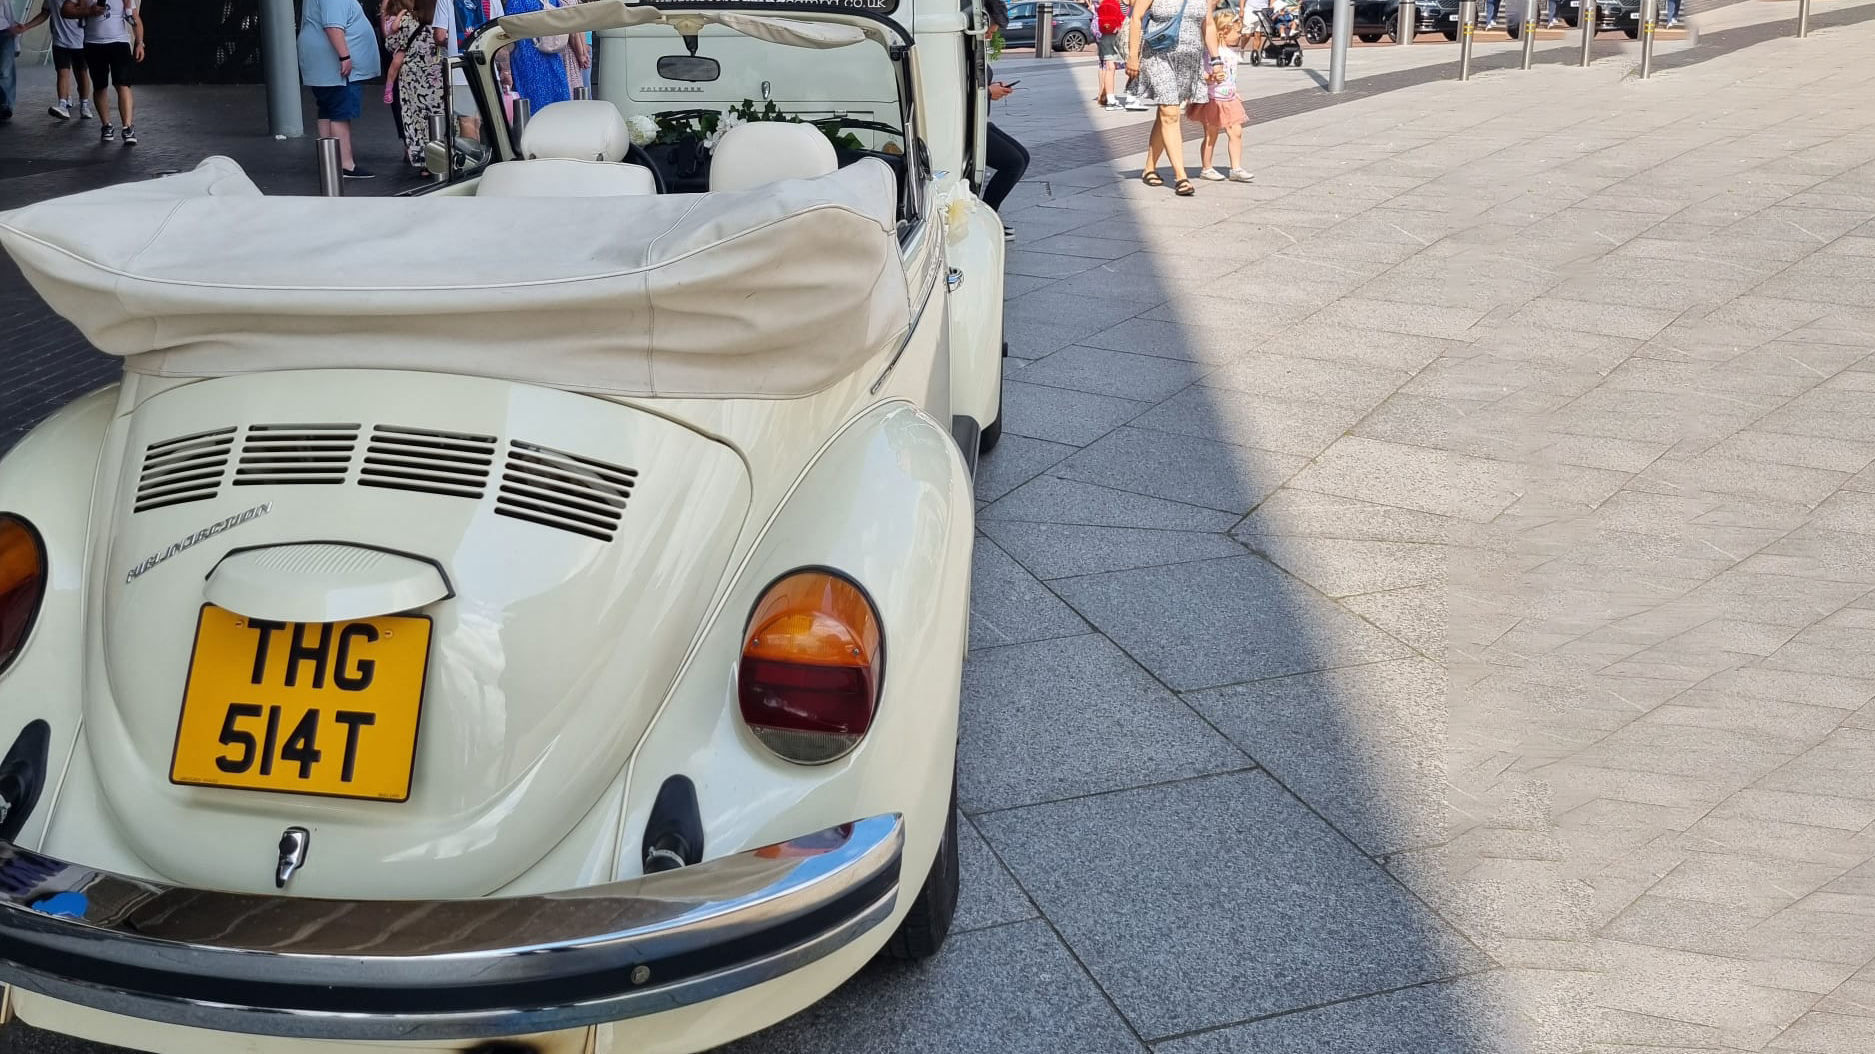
[
  {"xmin": 0, "ymin": 515, "xmax": 48, "ymax": 679},
  {"xmin": 737, "ymin": 570, "xmax": 883, "ymax": 764}
]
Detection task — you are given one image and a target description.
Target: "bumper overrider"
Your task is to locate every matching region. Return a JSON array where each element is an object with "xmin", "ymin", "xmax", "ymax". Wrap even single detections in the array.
[{"xmin": 0, "ymin": 815, "xmax": 903, "ymax": 1042}]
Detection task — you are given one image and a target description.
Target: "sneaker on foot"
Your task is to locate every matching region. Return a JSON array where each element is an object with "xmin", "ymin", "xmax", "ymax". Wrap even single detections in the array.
[
  {"xmin": 1666, "ymin": 17, "xmax": 1680, "ymax": 25},
  {"xmin": 122, "ymin": 125, "xmax": 137, "ymax": 145},
  {"xmin": 1003, "ymin": 224, "xmax": 1015, "ymax": 241},
  {"xmin": 1546, "ymin": 17, "xmax": 1559, "ymax": 27},
  {"xmin": 1229, "ymin": 168, "xmax": 1256, "ymax": 182},
  {"xmin": 1123, "ymin": 95, "xmax": 1150, "ymax": 110},
  {"xmin": 342, "ymin": 166, "xmax": 376, "ymax": 179},
  {"xmin": 49, "ymin": 100, "xmax": 71, "ymax": 120},
  {"xmin": 79, "ymin": 99, "xmax": 95, "ymax": 119},
  {"xmin": 100, "ymin": 123, "xmax": 115, "ymax": 142},
  {"xmin": 1199, "ymin": 167, "xmax": 1226, "ymax": 181},
  {"xmin": 1105, "ymin": 98, "xmax": 1125, "ymax": 111}
]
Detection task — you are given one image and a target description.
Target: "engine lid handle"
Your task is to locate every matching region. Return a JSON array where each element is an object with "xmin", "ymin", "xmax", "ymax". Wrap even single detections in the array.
[{"xmin": 204, "ymin": 543, "xmax": 453, "ymax": 623}]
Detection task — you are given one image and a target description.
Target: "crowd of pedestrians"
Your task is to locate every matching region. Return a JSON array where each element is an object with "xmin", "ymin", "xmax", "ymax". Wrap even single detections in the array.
[{"xmin": 1, "ymin": 0, "xmax": 138, "ymax": 137}]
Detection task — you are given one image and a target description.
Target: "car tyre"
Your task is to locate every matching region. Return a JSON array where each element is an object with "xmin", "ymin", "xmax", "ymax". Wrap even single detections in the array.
[
  {"xmin": 1622, "ymin": 22, "xmax": 1637, "ymax": 36},
  {"xmin": 1059, "ymin": 28, "xmax": 1090, "ymax": 49},
  {"xmin": 1302, "ymin": 13, "xmax": 1330, "ymax": 41},
  {"xmin": 1442, "ymin": 26, "xmax": 1458, "ymax": 37},
  {"xmin": 883, "ymin": 780, "xmax": 960, "ymax": 961},
  {"xmin": 1562, "ymin": 11, "xmax": 1579, "ymax": 25},
  {"xmin": 1358, "ymin": 32, "xmax": 1381, "ymax": 41},
  {"xmin": 1505, "ymin": 21, "xmax": 1520, "ymax": 38}
]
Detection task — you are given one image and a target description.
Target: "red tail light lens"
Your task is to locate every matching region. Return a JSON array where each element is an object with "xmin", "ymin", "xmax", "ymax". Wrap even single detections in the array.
[
  {"xmin": 737, "ymin": 570, "xmax": 883, "ymax": 764},
  {"xmin": 0, "ymin": 515, "xmax": 48, "ymax": 678}
]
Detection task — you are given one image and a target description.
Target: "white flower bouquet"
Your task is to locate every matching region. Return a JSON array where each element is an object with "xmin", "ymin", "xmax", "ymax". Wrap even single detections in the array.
[{"xmin": 626, "ymin": 114, "xmax": 661, "ymax": 148}]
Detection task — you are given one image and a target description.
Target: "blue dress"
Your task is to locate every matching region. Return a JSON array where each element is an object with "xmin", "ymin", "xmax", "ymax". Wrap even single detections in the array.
[{"xmin": 504, "ymin": 0, "xmax": 571, "ymax": 112}]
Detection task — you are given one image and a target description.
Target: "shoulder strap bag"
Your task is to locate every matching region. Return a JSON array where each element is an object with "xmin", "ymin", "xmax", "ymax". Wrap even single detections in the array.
[{"xmin": 1142, "ymin": 0, "xmax": 1190, "ymax": 51}]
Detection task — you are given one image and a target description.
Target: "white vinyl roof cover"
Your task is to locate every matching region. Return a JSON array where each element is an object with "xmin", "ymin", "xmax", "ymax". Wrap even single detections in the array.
[{"xmin": 0, "ymin": 155, "xmax": 910, "ymax": 399}]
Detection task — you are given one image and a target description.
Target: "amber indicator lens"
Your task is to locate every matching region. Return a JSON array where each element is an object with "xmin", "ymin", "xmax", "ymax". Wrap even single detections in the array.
[
  {"xmin": 0, "ymin": 515, "xmax": 48, "ymax": 676},
  {"xmin": 738, "ymin": 571, "xmax": 882, "ymax": 764}
]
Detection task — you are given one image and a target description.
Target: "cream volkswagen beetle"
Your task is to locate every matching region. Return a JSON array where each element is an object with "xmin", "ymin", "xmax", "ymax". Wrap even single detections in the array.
[{"xmin": 0, "ymin": 1, "xmax": 1007, "ymax": 1051}]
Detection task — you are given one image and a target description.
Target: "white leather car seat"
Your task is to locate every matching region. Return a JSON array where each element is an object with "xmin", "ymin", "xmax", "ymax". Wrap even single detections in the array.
[
  {"xmin": 708, "ymin": 122, "xmax": 839, "ymax": 193},
  {"xmin": 478, "ymin": 100, "xmax": 657, "ymax": 197}
]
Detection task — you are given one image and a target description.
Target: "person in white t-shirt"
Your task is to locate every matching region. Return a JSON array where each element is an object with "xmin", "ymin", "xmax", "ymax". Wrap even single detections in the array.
[
  {"xmin": 29, "ymin": 0, "xmax": 95, "ymax": 120},
  {"xmin": 62, "ymin": 0, "xmax": 143, "ymax": 144}
]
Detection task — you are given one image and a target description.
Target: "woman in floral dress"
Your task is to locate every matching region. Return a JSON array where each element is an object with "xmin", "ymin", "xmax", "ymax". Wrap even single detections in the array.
[
  {"xmin": 1125, "ymin": 0, "xmax": 1221, "ymax": 196},
  {"xmin": 383, "ymin": 0, "xmax": 446, "ymax": 172}
]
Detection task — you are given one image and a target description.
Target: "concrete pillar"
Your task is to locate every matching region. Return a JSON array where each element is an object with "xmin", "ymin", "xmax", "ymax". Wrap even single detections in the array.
[{"xmin": 261, "ymin": 0, "xmax": 303, "ymax": 139}]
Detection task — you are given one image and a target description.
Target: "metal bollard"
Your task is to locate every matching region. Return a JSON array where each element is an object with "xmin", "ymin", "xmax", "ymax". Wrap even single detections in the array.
[
  {"xmin": 1797, "ymin": 0, "xmax": 1810, "ymax": 36},
  {"xmin": 426, "ymin": 113, "xmax": 450, "ymax": 183},
  {"xmin": 316, "ymin": 137, "xmax": 343, "ymax": 197},
  {"xmin": 1037, "ymin": 0, "xmax": 1056, "ymax": 58},
  {"xmin": 1579, "ymin": 0, "xmax": 1595, "ymax": 64},
  {"xmin": 1328, "ymin": 0, "xmax": 1353, "ymax": 91},
  {"xmin": 512, "ymin": 96, "xmax": 532, "ymax": 144},
  {"xmin": 1639, "ymin": 0, "xmax": 1656, "ymax": 76},
  {"xmin": 1458, "ymin": 0, "xmax": 1476, "ymax": 79},
  {"xmin": 1520, "ymin": 0, "xmax": 1537, "ymax": 68},
  {"xmin": 1398, "ymin": 0, "xmax": 1416, "ymax": 44}
]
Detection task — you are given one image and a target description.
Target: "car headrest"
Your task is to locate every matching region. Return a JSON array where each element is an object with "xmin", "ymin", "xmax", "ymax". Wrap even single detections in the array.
[
  {"xmin": 708, "ymin": 122, "xmax": 840, "ymax": 194},
  {"xmin": 519, "ymin": 100, "xmax": 633, "ymax": 162},
  {"xmin": 476, "ymin": 158, "xmax": 658, "ymax": 197}
]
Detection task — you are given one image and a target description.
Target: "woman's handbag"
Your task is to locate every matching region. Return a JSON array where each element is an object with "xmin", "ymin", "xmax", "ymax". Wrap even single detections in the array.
[
  {"xmin": 1142, "ymin": 0, "xmax": 1189, "ymax": 51},
  {"xmin": 534, "ymin": 0, "xmax": 572, "ymax": 52}
]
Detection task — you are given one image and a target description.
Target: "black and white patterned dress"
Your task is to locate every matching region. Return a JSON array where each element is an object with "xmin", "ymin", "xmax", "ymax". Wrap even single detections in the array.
[{"xmin": 1129, "ymin": 0, "xmax": 1210, "ymax": 107}]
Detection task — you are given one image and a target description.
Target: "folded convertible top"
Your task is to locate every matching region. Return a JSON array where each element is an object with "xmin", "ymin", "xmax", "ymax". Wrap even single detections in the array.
[{"xmin": 0, "ymin": 156, "xmax": 910, "ymax": 399}]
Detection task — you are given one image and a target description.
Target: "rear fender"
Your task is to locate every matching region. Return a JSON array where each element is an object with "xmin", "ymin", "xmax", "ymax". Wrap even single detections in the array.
[
  {"xmin": 0, "ymin": 386, "xmax": 120, "ymax": 849},
  {"xmin": 944, "ymin": 190, "xmax": 1006, "ymax": 435},
  {"xmin": 614, "ymin": 400, "xmax": 972, "ymax": 889}
]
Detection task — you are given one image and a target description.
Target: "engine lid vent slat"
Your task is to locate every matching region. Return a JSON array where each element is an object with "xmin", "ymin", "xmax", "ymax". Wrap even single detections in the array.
[
  {"xmin": 233, "ymin": 424, "xmax": 359, "ymax": 487},
  {"xmin": 495, "ymin": 441, "xmax": 635, "ymax": 542},
  {"xmin": 356, "ymin": 425, "xmax": 496, "ymax": 499},
  {"xmin": 134, "ymin": 426, "xmax": 235, "ymax": 512}
]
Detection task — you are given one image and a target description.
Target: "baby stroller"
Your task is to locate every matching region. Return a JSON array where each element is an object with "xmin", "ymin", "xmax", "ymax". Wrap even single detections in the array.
[{"xmin": 1249, "ymin": 5, "xmax": 1304, "ymax": 67}]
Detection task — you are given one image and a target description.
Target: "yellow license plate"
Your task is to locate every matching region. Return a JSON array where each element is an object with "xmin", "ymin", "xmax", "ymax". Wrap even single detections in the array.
[{"xmin": 170, "ymin": 605, "xmax": 433, "ymax": 802}]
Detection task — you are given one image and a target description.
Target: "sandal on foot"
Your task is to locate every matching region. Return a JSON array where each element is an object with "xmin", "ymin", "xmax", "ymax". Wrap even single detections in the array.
[
  {"xmin": 1175, "ymin": 179, "xmax": 1195, "ymax": 196},
  {"xmin": 1142, "ymin": 171, "xmax": 1165, "ymax": 187}
]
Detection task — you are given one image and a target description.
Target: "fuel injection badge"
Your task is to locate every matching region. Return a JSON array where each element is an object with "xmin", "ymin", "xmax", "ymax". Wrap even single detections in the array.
[{"xmin": 124, "ymin": 503, "xmax": 272, "ymax": 584}]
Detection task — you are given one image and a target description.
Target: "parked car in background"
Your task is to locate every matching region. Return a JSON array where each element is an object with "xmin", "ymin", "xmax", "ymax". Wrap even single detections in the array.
[
  {"xmin": 1504, "ymin": 0, "xmax": 1624, "ymax": 36},
  {"xmin": 1001, "ymin": 1, "xmax": 1097, "ymax": 50},
  {"xmin": 1300, "ymin": 0, "xmax": 1442, "ymax": 42},
  {"xmin": 1588, "ymin": 0, "xmax": 1648, "ymax": 36}
]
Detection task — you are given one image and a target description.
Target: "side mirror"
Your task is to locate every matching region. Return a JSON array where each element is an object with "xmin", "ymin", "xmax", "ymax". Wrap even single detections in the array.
[{"xmin": 656, "ymin": 55, "xmax": 722, "ymax": 82}]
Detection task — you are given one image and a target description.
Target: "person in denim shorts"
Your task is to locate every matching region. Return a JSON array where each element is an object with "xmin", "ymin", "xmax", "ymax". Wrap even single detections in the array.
[{"xmin": 297, "ymin": 0, "xmax": 383, "ymax": 178}]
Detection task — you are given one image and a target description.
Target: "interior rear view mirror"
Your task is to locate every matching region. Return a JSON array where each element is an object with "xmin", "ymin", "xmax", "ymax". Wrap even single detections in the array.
[{"xmin": 657, "ymin": 55, "xmax": 722, "ymax": 82}]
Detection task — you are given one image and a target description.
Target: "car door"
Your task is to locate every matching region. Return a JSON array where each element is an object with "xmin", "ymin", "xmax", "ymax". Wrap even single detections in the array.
[{"xmin": 1003, "ymin": 3, "xmax": 1036, "ymax": 46}]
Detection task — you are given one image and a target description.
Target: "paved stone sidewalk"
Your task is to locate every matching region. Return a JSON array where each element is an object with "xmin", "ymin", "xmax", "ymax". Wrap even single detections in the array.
[
  {"xmin": 7, "ymin": 16, "xmax": 1875, "ymax": 1054},
  {"xmin": 724, "ymin": 19, "xmax": 1875, "ymax": 1054}
]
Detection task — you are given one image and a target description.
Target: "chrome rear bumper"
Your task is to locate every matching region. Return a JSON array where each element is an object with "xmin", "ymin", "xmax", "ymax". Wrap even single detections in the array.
[{"xmin": 0, "ymin": 814, "xmax": 902, "ymax": 1042}]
